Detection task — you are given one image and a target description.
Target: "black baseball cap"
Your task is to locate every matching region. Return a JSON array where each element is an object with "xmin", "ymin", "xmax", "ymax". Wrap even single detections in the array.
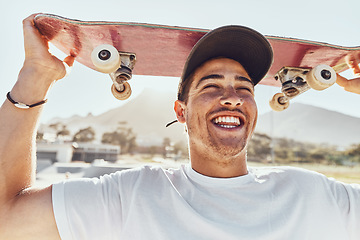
[{"xmin": 177, "ymin": 25, "xmax": 273, "ymax": 101}]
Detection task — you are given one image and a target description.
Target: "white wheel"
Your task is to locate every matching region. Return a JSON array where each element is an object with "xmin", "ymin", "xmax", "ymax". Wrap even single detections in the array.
[
  {"xmin": 111, "ymin": 82, "xmax": 132, "ymax": 100},
  {"xmin": 91, "ymin": 44, "xmax": 120, "ymax": 73},
  {"xmin": 269, "ymin": 93, "xmax": 289, "ymax": 112},
  {"xmin": 307, "ymin": 64, "xmax": 336, "ymax": 91}
]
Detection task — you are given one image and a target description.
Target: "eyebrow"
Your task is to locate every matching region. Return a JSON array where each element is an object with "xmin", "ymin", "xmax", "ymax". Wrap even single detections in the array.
[{"xmin": 196, "ymin": 74, "xmax": 254, "ymax": 88}]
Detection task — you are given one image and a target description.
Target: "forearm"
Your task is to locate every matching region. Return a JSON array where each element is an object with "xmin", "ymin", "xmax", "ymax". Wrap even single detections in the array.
[{"xmin": 0, "ymin": 66, "xmax": 54, "ymax": 201}]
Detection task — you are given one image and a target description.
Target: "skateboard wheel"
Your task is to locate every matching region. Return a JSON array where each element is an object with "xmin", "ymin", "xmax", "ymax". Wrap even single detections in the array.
[
  {"xmin": 111, "ymin": 82, "xmax": 132, "ymax": 100},
  {"xmin": 307, "ymin": 64, "xmax": 336, "ymax": 91},
  {"xmin": 91, "ymin": 44, "xmax": 120, "ymax": 73},
  {"xmin": 269, "ymin": 93, "xmax": 289, "ymax": 112}
]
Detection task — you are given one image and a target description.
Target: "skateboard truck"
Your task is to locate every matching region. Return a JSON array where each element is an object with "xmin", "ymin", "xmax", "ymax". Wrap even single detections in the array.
[
  {"xmin": 109, "ymin": 53, "xmax": 136, "ymax": 100},
  {"xmin": 91, "ymin": 44, "xmax": 136, "ymax": 100},
  {"xmin": 269, "ymin": 64, "xmax": 336, "ymax": 111}
]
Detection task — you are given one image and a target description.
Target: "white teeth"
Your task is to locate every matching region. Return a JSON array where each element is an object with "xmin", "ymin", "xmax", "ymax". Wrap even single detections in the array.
[
  {"xmin": 213, "ymin": 116, "xmax": 240, "ymax": 125},
  {"xmin": 219, "ymin": 125, "xmax": 236, "ymax": 128}
]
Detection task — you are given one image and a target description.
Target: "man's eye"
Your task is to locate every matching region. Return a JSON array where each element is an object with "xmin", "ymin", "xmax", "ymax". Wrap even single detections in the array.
[
  {"xmin": 237, "ymin": 87, "xmax": 253, "ymax": 93},
  {"xmin": 203, "ymin": 84, "xmax": 219, "ymax": 90}
]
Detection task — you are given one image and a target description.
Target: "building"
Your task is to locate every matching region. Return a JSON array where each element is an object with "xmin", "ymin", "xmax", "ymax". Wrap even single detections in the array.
[
  {"xmin": 72, "ymin": 143, "xmax": 120, "ymax": 163},
  {"xmin": 36, "ymin": 142, "xmax": 120, "ymax": 163}
]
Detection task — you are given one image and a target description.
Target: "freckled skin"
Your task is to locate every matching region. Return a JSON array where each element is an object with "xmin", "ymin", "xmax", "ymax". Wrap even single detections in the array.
[{"xmin": 175, "ymin": 58, "xmax": 258, "ymax": 177}]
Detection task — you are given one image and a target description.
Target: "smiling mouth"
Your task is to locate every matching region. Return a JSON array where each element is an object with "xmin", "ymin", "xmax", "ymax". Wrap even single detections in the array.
[{"xmin": 212, "ymin": 116, "xmax": 242, "ymax": 129}]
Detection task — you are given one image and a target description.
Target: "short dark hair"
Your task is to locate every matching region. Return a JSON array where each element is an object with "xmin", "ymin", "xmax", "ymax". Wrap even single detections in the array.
[{"xmin": 177, "ymin": 70, "xmax": 194, "ymax": 103}]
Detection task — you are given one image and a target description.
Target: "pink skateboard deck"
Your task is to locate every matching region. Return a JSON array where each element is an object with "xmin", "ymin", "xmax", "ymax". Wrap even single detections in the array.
[{"xmin": 34, "ymin": 14, "xmax": 360, "ymax": 106}]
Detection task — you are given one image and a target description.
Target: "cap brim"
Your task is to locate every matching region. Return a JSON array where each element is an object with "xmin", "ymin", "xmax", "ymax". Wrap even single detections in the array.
[{"xmin": 181, "ymin": 25, "xmax": 273, "ymax": 86}]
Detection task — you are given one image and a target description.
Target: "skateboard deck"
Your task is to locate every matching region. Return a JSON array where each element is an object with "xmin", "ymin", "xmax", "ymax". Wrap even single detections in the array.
[{"xmin": 34, "ymin": 14, "xmax": 360, "ymax": 108}]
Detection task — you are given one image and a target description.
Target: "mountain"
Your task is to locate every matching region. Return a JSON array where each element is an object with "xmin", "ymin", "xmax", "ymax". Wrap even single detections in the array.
[
  {"xmin": 42, "ymin": 90, "xmax": 360, "ymax": 147},
  {"xmin": 43, "ymin": 89, "xmax": 188, "ymax": 146},
  {"xmin": 256, "ymin": 103, "xmax": 360, "ymax": 147}
]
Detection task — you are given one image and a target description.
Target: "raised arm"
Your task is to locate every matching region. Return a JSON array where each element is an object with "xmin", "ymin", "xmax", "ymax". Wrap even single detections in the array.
[{"xmin": 0, "ymin": 14, "xmax": 74, "ymax": 239}]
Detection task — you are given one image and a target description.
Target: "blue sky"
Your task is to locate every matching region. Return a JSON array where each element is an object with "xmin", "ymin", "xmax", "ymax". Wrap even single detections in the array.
[{"xmin": 1, "ymin": 0, "xmax": 360, "ymax": 122}]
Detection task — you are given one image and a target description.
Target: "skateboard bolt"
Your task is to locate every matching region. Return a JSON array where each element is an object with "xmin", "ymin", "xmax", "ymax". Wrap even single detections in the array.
[
  {"xmin": 321, "ymin": 70, "xmax": 332, "ymax": 80},
  {"xmin": 98, "ymin": 50, "xmax": 111, "ymax": 61}
]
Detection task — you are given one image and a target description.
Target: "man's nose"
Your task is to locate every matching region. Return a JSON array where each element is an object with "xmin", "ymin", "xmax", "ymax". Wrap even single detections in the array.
[{"xmin": 220, "ymin": 87, "xmax": 244, "ymax": 107}]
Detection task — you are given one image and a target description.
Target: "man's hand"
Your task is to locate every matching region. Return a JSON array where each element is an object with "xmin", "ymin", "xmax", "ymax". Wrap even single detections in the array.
[
  {"xmin": 336, "ymin": 60, "xmax": 360, "ymax": 95},
  {"xmin": 22, "ymin": 14, "xmax": 74, "ymax": 84},
  {"xmin": 10, "ymin": 14, "xmax": 75, "ymax": 109}
]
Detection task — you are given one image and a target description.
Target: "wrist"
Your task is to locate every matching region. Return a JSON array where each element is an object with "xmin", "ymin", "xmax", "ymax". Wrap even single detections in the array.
[
  {"xmin": 20, "ymin": 61, "xmax": 59, "ymax": 85},
  {"xmin": 6, "ymin": 92, "xmax": 47, "ymax": 109},
  {"xmin": 11, "ymin": 66, "xmax": 56, "ymax": 104}
]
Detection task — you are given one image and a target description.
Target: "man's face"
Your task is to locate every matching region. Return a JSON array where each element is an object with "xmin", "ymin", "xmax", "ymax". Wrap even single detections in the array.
[{"xmin": 176, "ymin": 58, "xmax": 258, "ymax": 158}]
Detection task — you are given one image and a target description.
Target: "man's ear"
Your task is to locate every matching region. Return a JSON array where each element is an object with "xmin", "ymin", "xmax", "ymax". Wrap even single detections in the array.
[{"xmin": 174, "ymin": 100, "xmax": 186, "ymax": 123}]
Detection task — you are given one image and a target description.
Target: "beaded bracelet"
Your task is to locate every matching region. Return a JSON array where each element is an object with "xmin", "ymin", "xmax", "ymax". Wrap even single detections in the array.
[{"xmin": 6, "ymin": 92, "xmax": 47, "ymax": 109}]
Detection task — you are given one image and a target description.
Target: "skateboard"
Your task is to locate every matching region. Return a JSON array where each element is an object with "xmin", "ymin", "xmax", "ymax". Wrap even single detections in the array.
[
  {"xmin": 266, "ymin": 36, "xmax": 360, "ymax": 111},
  {"xmin": 34, "ymin": 14, "xmax": 360, "ymax": 110}
]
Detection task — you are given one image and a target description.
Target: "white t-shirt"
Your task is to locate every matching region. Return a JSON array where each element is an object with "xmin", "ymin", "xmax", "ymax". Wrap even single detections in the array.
[{"xmin": 52, "ymin": 165, "xmax": 360, "ymax": 240}]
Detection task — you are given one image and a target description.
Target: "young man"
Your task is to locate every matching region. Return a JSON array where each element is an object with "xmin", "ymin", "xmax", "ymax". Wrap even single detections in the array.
[{"xmin": 0, "ymin": 14, "xmax": 360, "ymax": 239}]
